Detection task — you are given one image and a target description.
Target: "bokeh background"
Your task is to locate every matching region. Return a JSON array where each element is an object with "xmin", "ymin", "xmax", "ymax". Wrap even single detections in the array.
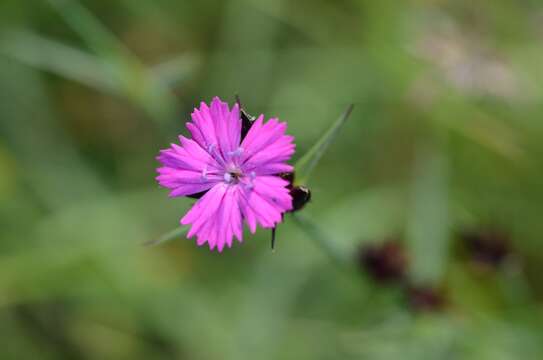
[{"xmin": 2, "ymin": 0, "xmax": 543, "ymax": 359}]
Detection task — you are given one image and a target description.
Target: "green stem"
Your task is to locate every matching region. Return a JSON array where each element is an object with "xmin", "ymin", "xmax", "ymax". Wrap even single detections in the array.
[
  {"xmin": 294, "ymin": 104, "xmax": 354, "ymax": 184},
  {"xmin": 291, "ymin": 213, "xmax": 348, "ymax": 269},
  {"xmin": 144, "ymin": 226, "xmax": 188, "ymax": 247}
]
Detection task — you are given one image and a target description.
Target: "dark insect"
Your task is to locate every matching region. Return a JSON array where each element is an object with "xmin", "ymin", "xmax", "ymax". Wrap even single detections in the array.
[
  {"xmin": 290, "ymin": 186, "xmax": 311, "ymax": 212},
  {"xmin": 279, "ymin": 172, "xmax": 312, "ymax": 213}
]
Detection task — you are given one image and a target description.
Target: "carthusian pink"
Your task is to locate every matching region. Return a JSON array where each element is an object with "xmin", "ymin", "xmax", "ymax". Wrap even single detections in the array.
[{"xmin": 156, "ymin": 97, "xmax": 295, "ymax": 251}]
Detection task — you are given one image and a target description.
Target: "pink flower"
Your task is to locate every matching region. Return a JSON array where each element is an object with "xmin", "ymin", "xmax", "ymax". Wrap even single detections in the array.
[{"xmin": 156, "ymin": 97, "xmax": 295, "ymax": 251}]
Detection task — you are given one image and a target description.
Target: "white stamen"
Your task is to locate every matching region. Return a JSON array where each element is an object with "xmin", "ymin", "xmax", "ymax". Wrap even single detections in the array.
[
  {"xmin": 223, "ymin": 172, "xmax": 233, "ymax": 183},
  {"xmin": 244, "ymin": 171, "xmax": 256, "ymax": 190},
  {"xmin": 227, "ymin": 147, "xmax": 244, "ymax": 158}
]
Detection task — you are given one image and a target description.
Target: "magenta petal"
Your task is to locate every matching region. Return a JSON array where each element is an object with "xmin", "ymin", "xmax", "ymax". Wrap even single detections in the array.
[
  {"xmin": 182, "ymin": 183, "xmax": 227, "ymax": 228},
  {"xmin": 249, "ymin": 163, "xmax": 294, "ymax": 176},
  {"xmin": 238, "ymin": 176, "xmax": 292, "ymax": 230},
  {"xmin": 191, "ymin": 102, "xmax": 218, "ymax": 150},
  {"xmin": 182, "ymin": 184, "xmax": 243, "ymax": 251},
  {"xmin": 228, "ymin": 104, "xmax": 241, "ymax": 151}
]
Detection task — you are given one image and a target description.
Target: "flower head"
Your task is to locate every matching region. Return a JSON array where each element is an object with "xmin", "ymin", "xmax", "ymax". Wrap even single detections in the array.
[{"xmin": 156, "ymin": 97, "xmax": 295, "ymax": 251}]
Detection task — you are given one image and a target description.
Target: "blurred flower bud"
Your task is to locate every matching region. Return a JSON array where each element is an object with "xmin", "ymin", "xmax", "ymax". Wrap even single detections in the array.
[
  {"xmin": 461, "ymin": 228, "xmax": 511, "ymax": 269},
  {"xmin": 358, "ymin": 240, "xmax": 408, "ymax": 283}
]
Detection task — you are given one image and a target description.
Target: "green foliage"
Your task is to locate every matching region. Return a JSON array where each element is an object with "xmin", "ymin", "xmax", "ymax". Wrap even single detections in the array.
[
  {"xmin": 1, "ymin": 0, "xmax": 543, "ymax": 359},
  {"xmin": 294, "ymin": 104, "xmax": 354, "ymax": 185}
]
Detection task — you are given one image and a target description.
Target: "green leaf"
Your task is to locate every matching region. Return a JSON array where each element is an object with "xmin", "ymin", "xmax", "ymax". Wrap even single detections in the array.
[
  {"xmin": 0, "ymin": 31, "xmax": 117, "ymax": 93},
  {"xmin": 151, "ymin": 53, "xmax": 201, "ymax": 88},
  {"xmin": 144, "ymin": 226, "xmax": 188, "ymax": 247},
  {"xmin": 406, "ymin": 145, "xmax": 450, "ymax": 283},
  {"xmin": 294, "ymin": 104, "xmax": 354, "ymax": 184},
  {"xmin": 45, "ymin": 0, "xmax": 180, "ymax": 124},
  {"xmin": 45, "ymin": 0, "xmax": 135, "ymax": 62}
]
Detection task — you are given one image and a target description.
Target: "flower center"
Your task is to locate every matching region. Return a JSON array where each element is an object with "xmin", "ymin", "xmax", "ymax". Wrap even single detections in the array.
[{"xmin": 223, "ymin": 165, "xmax": 243, "ymax": 184}]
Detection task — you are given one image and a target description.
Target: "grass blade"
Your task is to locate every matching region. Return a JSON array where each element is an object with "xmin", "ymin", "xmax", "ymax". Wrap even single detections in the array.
[
  {"xmin": 0, "ymin": 31, "xmax": 116, "ymax": 92},
  {"xmin": 45, "ymin": 0, "xmax": 135, "ymax": 61},
  {"xmin": 406, "ymin": 146, "xmax": 450, "ymax": 282},
  {"xmin": 294, "ymin": 104, "xmax": 354, "ymax": 184},
  {"xmin": 144, "ymin": 226, "xmax": 188, "ymax": 247},
  {"xmin": 150, "ymin": 53, "xmax": 201, "ymax": 88},
  {"xmin": 45, "ymin": 0, "xmax": 180, "ymax": 124}
]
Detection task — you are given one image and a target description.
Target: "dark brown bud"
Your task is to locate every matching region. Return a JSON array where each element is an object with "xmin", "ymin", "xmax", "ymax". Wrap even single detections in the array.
[
  {"xmin": 358, "ymin": 241, "xmax": 407, "ymax": 283},
  {"xmin": 461, "ymin": 228, "xmax": 510, "ymax": 269}
]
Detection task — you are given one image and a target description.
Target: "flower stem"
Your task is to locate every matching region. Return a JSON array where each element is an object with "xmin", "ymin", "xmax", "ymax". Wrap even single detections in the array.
[{"xmin": 291, "ymin": 213, "xmax": 348, "ymax": 269}]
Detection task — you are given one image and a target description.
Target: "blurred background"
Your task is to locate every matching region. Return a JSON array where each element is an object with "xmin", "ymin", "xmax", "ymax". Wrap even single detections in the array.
[{"xmin": 1, "ymin": 0, "xmax": 543, "ymax": 359}]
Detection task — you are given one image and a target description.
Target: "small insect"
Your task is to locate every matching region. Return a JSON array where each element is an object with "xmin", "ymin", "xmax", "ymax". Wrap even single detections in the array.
[
  {"xmin": 278, "ymin": 172, "xmax": 312, "ymax": 213},
  {"xmin": 290, "ymin": 185, "xmax": 311, "ymax": 212}
]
